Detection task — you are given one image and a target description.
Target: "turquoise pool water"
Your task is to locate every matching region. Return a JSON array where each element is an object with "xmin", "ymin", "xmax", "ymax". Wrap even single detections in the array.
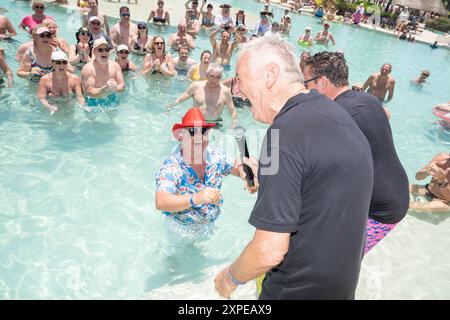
[{"xmin": 0, "ymin": 0, "xmax": 449, "ymax": 299}]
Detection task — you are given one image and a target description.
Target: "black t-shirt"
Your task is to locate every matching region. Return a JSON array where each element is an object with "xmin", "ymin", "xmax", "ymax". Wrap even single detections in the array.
[
  {"xmin": 335, "ymin": 90, "xmax": 409, "ymax": 224},
  {"xmin": 249, "ymin": 90, "xmax": 374, "ymax": 300}
]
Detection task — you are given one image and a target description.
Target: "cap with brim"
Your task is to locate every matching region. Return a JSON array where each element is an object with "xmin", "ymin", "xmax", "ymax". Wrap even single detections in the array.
[
  {"xmin": 305, "ymin": 26, "xmax": 312, "ymax": 31},
  {"xmin": 35, "ymin": 26, "xmax": 50, "ymax": 35},
  {"xmin": 117, "ymin": 44, "xmax": 129, "ymax": 52},
  {"xmin": 260, "ymin": 11, "xmax": 273, "ymax": 17},
  {"xmin": 89, "ymin": 16, "xmax": 102, "ymax": 23},
  {"xmin": 51, "ymin": 51, "xmax": 68, "ymax": 61},
  {"xmin": 92, "ymin": 38, "xmax": 109, "ymax": 49},
  {"xmin": 219, "ymin": 4, "xmax": 231, "ymax": 8},
  {"xmin": 172, "ymin": 108, "xmax": 216, "ymax": 137}
]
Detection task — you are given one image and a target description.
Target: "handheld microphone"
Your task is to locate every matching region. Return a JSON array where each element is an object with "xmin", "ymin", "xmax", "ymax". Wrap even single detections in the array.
[{"xmin": 233, "ymin": 125, "xmax": 255, "ymax": 187}]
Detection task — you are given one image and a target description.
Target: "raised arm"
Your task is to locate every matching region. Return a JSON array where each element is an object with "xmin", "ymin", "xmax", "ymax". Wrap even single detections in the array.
[
  {"xmin": 210, "ymin": 28, "xmax": 218, "ymax": 47},
  {"xmin": 0, "ymin": 17, "xmax": 17, "ymax": 39},
  {"xmin": 103, "ymin": 14, "xmax": 111, "ymax": 36}
]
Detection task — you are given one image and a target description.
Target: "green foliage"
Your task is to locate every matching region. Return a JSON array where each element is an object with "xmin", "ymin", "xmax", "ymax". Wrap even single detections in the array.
[
  {"xmin": 426, "ymin": 17, "xmax": 450, "ymax": 32},
  {"xmin": 334, "ymin": 0, "xmax": 376, "ymax": 15}
]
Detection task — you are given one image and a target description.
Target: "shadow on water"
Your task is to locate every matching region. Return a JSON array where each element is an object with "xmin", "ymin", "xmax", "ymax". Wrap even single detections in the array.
[
  {"xmin": 145, "ymin": 241, "xmax": 227, "ymax": 292},
  {"xmin": 44, "ymin": 116, "xmax": 122, "ymax": 152},
  {"xmin": 408, "ymin": 209, "xmax": 450, "ymax": 225}
]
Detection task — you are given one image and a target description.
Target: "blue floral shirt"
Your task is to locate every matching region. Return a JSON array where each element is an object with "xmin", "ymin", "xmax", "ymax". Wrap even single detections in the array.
[{"xmin": 156, "ymin": 146, "xmax": 235, "ymax": 225}]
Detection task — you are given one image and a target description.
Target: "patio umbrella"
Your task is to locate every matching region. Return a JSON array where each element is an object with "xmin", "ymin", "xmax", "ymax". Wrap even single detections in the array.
[{"xmin": 392, "ymin": 0, "xmax": 448, "ymax": 15}]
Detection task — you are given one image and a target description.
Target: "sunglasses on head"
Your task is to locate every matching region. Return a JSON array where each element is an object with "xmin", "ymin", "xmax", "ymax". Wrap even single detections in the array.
[
  {"xmin": 96, "ymin": 47, "xmax": 111, "ymax": 53},
  {"xmin": 39, "ymin": 32, "xmax": 52, "ymax": 38},
  {"xmin": 53, "ymin": 60, "xmax": 68, "ymax": 65},
  {"xmin": 118, "ymin": 50, "xmax": 129, "ymax": 54},
  {"xmin": 187, "ymin": 127, "xmax": 210, "ymax": 136}
]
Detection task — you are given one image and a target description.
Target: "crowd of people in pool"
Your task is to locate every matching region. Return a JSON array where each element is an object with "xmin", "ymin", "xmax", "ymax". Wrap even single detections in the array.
[{"xmin": 1, "ymin": 0, "xmax": 449, "ymax": 300}]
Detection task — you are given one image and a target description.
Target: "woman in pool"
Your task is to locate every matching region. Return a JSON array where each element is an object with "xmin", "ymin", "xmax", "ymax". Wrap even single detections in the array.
[
  {"xmin": 19, "ymin": 0, "xmax": 54, "ymax": 34},
  {"xmin": 223, "ymin": 75, "xmax": 251, "ymax": 108},
  {"xmin": 142, "ymin": 36, "xmax": 175, "ymax": 77},
  {"xmin": 281, "ymin": 15, "xmax": 291, "ymax": 34},
  {"xmin": 44, "ymin": 19, "xmax": 69, "ymax": 54},
  {"xmin": 17, "ymin": 25, "xmax": 54, "ymax": 82},
  {"xmin": 83, "ymin": 0, "xmax": 110, "ymax": 35},
  {"xmin": 200, "ymin": 2, "xmax": 215, "ymax": 30},
  {"xmin": 186, "ymin": 49, "xmax": 211, "ymax": 82},
  {"xmin": 0, "ymin": 48, "xmax": 13, "ymax": 87},
  {"xmin": 130, "ymin": 22, "xmax": 152, "ymax": 55},
  {"xmin": 69, "ymin": 27, "xmax": 92, "ymax": 69},
  {"xmin": 115, "ymin": 44, "xmax": 137, "ymax": 72},
  {"xmin": 147, "ymin": 0, "xmax": 171, "ymax": 26}
]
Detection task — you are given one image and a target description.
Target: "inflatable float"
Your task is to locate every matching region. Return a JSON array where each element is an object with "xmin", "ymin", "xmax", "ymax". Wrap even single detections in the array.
[{"xmin": 432, "ymin": 104, "xmax": 450, "ymax": 129}]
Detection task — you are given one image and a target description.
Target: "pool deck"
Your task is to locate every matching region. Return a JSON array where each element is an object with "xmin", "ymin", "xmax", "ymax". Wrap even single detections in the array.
[{"xmin": 267, "ymin": 0, "xmax": 450, "ymax": 48}]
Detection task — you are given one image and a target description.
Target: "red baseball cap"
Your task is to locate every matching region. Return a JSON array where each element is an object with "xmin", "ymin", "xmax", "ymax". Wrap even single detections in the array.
[{"xmin": 172, "ymin": 107, "xmax": 216, "ymax": 137}]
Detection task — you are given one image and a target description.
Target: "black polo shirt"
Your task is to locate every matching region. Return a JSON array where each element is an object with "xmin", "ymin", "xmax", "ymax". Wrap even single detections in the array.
[
  {"xmin": 334, "ymin": 90, "xmax": 409, "ymax": 224},
  {"xmin": 249, "ymin": 90, "xmax": 374, "ymax": 300}
]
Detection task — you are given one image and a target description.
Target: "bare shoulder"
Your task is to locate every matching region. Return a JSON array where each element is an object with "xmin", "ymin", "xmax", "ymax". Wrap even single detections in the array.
[{"xmin": 80, "ymin": 61, "xmax": 94, "ymax": 75}]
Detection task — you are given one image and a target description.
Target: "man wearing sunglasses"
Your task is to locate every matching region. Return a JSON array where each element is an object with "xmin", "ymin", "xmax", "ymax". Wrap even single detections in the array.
[
  {"xmin": 37, "ymin": 51, "xmax": 85, "ymax": 115},
  {"xmin": 81, "ymin": 39, "xmax": 125, "ymax": 111},
  {"xmin": 88, "ymin": 16, "xmax": 113, "ymax": 49},
  {"xmin": 168, "ymin": 63, "xmax": 237, "ymax": 126},
  {"xmin": 110, "ymin": 6, "xmax": 138, "ymax": 49},
  {"xmin": 303, "ymin": 51, "xmax": 409, "ymax": 255},
  {"xmin": 156, "ymin": 107, "xmax": 257, "ymax": 240}
]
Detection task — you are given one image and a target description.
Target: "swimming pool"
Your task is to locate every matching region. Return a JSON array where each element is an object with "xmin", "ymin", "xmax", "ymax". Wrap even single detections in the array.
[{"xmin": 0, "ymin": 0, "xmax": 449, "ymax": 299}]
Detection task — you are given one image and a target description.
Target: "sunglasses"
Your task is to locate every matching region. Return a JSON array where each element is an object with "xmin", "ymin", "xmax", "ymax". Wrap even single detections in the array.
[
  {"xmin": 96, "ymin": 47, "xmax": 111, "ymax": 53},
  {"xmin": 118, "ymin": 50, "xmax": 129, "ymax": 54},
  {"xmin": 158, "ymin": 2, "xmax": 164, "ymax": 5},
  {"xmin": 155, "ymin": 41, "xmax": 164, "ymax": 45},
  {"xmin": 421, "ymin": 73, "xmax": 429, "ymax": 77},
  {"xmin": 352, "ymin": 87, "xmax": 363, "ymax": 91},
  {"xmin": 39, "ymin": 32, "xmax": 52, "ymax": 38},
  {"xmin": 304, "ymin": 76, "xmax": 320, "ymax": 85},
  {"xmin": 90, "ymin": 21, "xmax": 101, "ymax": 26},
  {"xmin": 35, "ymin": 5, "xmax": 45, "ymax": 10},
  {"xmin": 53, "ymin": 60, "xmax": 68, "ymax": 65},
  {"xmin": 121, "ymin": 13, "xmax": 130, "ymax": 17},
  {"xmin": 187, "ymin": 127, "xmax": 210, "ymax": 136},
  {"xmin": 138, "ymin": 25, "xmax": 147, "ymax": 30},
  {"xmin": 80, "ymin": 31, "xmax": 91, "ymax": 36}
]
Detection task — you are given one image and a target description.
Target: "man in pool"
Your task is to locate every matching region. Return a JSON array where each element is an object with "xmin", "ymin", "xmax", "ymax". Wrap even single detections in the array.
[
  {"xmin": 173, "ymin": 46, "xmax": 196, "ymax": 76},
  {"xmin": 363, "ymin": 63, "xmax": 395, "ymax": 103},
  {"xmin": 37, "ymin": 51, "xmax": 85, "ymax": 115},
  {"xmin": 81, "ymin": 39, "xmax": 125, "ymax": 110},
  {"xmin": 314, "ymin": 23, "xmax": 336, "ymax": 46},
  {"xmin": 168, "ymin": 22, "xmax": 196, "ymax": 51},
  {"xmin": 155, "ymin": 107, "xmax": 257, "ymax": 239},
  {"xmin": 303, "ymin": 51, "xmax": 409, "ymax": 254},
  {"xmin": 168, "ymin": 63, "xmax": 237, "ymax": 125},
  {"xmin": 0, "ymin": 14, "xmax": 17, "ymax": 40},
  {"xmin": 209, "ymin": 28, "xmax": 239, "ymax": 66},
  {"xmin": 88, "ymin": 16, "xmax": 113, "ymax": 49},
  {"xmin": 409, "ymin": 153, "xmax": 450, "ymax": 213},
  {"xmin": 110, "ymin": 6, "xmax": 138, "ymax": 49}
]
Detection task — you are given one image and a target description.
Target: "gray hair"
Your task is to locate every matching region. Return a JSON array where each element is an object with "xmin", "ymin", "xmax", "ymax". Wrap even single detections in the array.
[
  {"xmin": 206, "ymin": 63, "xmax": 223, "ymax": 78},
  {"xmin": 237, "ymin": 35, "xmax": 303, "ymax": 84}
]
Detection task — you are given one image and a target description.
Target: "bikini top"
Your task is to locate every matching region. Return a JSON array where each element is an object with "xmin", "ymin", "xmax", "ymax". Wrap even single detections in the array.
[
  {"xmin": 202, "ymin": 15, "xmax": 214, "ymax": 27},
  {"xmin": 28, "ymin": 49, "xmax": 53, "ymax": 74},
  {"xmin": 152, "ymin": 10, "xmax": 167, "ymax": 23}
]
